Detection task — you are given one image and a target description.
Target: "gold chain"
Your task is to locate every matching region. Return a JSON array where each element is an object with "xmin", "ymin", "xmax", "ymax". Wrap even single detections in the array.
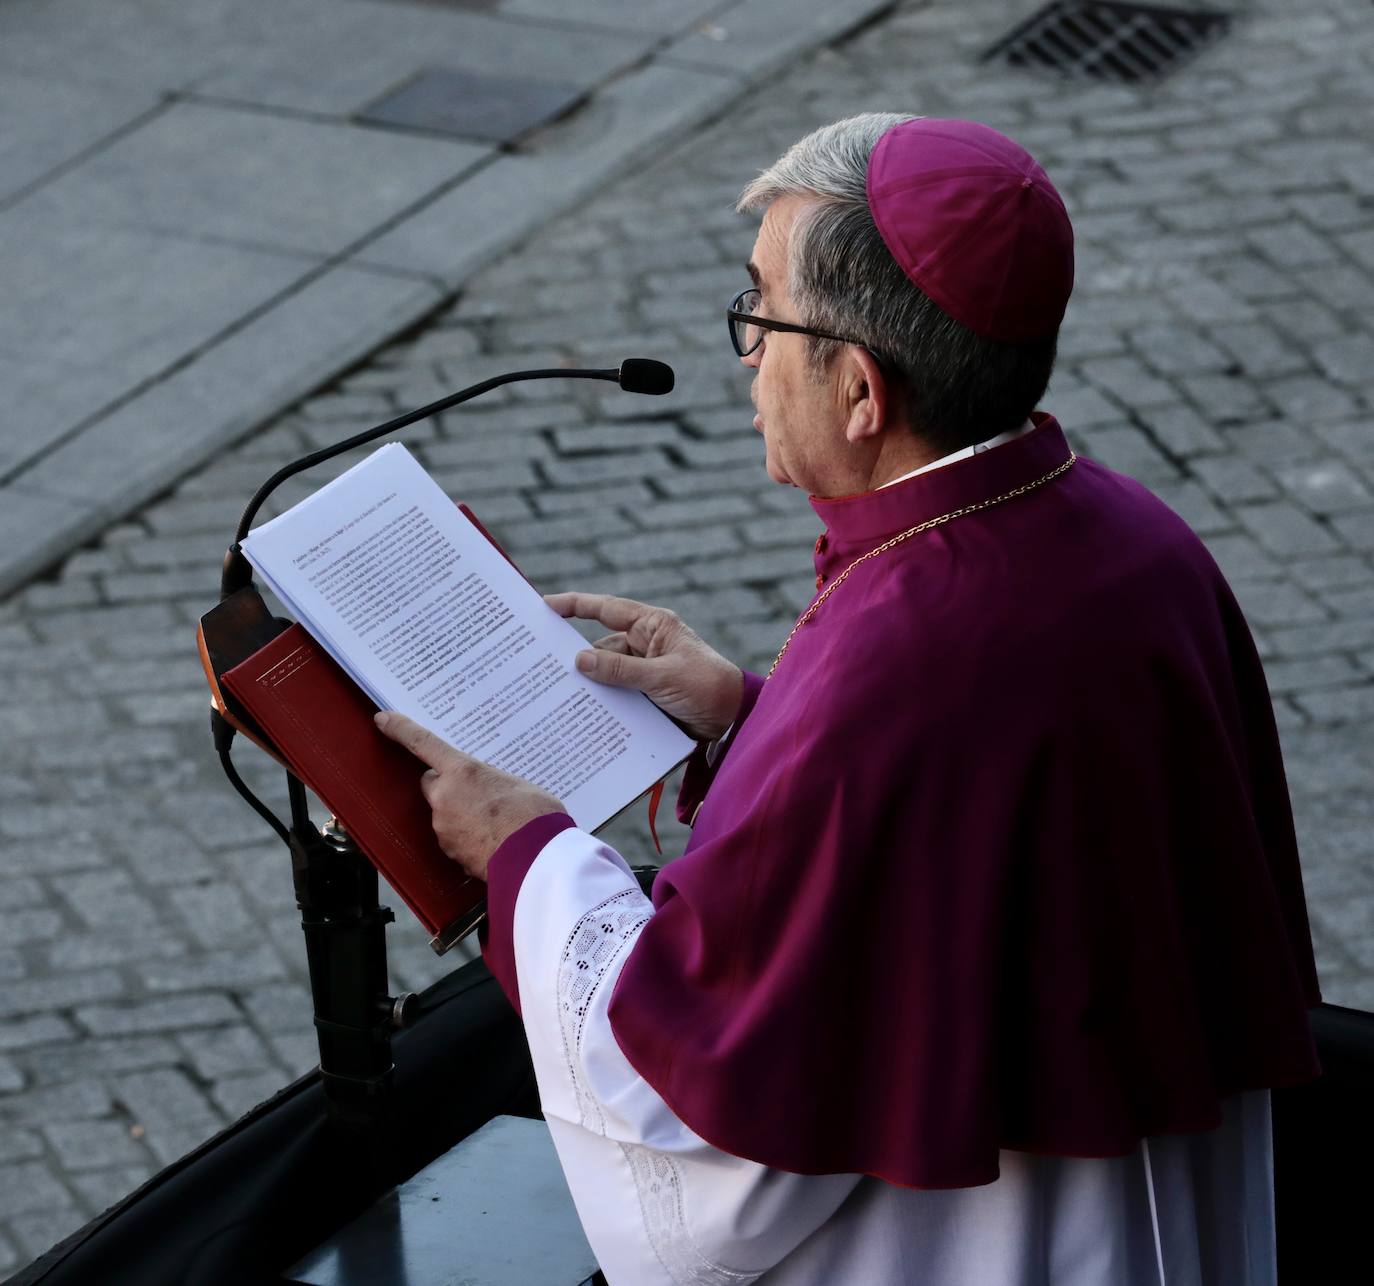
[{"xmin": 766, "ymin": 452, "xmax": 1078, "ymax": 680}]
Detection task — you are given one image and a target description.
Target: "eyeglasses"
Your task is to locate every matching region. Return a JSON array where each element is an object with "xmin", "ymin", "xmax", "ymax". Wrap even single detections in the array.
[{"xmin": 726, "ymin": 287, "xmax": 874, "ymax": 359}]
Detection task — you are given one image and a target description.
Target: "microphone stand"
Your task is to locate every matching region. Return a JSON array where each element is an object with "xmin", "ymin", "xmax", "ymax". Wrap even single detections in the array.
[{"xmin": 205, "ymin": 359, "xmax": 673, "ymax": 1187}]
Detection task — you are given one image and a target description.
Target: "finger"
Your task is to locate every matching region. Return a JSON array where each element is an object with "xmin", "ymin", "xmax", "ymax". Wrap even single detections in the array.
[
  {"xmin": 542, "ymin": 591, "xmax": 656, "ymax": 633},
  {"xmin": 592, "ymin": 632, "xmax": 632, "ymax": 654},
  {"xmin": 575, "ymin": 645, "xmax": 655, "ymax": 688},
  {"xmin": 373, "ymin": 711, "xmax": 454, "ymax": 769}
]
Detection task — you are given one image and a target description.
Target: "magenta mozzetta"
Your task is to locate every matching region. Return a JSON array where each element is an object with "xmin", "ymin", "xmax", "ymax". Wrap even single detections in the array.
[{"xmin": 600, "ymin": 415, "xmax": 1320, "ymax": 1189}]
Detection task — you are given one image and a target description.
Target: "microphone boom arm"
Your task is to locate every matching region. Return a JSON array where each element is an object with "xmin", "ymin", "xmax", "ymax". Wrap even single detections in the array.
[
  {"xmin": 226, "ymin": 368, "xmax": 596, "ymax": 593},
  {"xmin": 222, "ymin": 358, "xmax": 671, "ymax": 599}
]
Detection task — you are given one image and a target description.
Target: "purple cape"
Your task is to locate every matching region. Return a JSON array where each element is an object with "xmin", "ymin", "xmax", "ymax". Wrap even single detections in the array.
[{"xmin": 605, "ymin": 413, "xmax": 1322, "ymax": 1189}]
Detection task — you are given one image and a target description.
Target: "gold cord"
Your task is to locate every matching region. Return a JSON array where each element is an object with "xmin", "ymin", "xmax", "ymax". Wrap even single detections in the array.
[{"xmin": 766, "ymin": 452, "xmax": 1078, "ymax": 680}]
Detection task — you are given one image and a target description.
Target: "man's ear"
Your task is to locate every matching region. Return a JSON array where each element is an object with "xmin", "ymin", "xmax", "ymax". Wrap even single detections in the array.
[{"xmin": 843, "ymin": 347, "xmax": 892, "ymax": 445}]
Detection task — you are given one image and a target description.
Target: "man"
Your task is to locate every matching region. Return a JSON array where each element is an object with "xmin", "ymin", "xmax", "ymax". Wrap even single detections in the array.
[{"xmin": 376, "ymin": 115, "xmax": 1322, "ymax": 1283}]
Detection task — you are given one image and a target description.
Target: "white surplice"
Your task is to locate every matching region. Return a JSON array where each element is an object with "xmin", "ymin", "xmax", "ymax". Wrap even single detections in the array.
[{"xmin": 512, "ymin": 825, "xmax": 1277, "ymax": 1286}]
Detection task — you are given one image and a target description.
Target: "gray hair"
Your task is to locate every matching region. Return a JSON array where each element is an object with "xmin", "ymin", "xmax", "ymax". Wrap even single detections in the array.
[{"xmin": 737, "ymin": 114, "xmax": 1057, "ymax": 455}]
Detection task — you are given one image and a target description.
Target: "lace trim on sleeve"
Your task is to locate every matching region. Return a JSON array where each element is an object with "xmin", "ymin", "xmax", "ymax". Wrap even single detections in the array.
[
  {"xmin": 556, "ymin": 888, "xmax": 761, "ymax": 1285},
  {"xmin": 620, "ymin": 1143, "xmax": 760, "ymax": 1286},
  {"xmin": 557, "ymin": 887, "xmax": 651, "ymax": 1136}
]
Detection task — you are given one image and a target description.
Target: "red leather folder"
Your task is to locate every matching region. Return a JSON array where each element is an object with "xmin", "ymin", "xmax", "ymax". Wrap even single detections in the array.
[{"xmin": 222, "ymin": 626, "xmax": 485, "ymax": 952}]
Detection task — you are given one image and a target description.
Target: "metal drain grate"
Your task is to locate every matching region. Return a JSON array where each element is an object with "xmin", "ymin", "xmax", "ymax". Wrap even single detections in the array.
[{"xmin": 983, "ymin": 1, "xmax": 1233, "ymax": 83}]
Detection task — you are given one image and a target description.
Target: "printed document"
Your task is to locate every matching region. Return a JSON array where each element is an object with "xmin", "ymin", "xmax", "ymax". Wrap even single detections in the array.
[{"xmin": 241, "ymin": 443, "xmax": 694, "ymax": 831}]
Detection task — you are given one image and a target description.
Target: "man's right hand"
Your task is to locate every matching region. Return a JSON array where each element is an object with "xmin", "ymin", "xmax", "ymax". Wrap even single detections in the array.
[{"xmin": 543, "ymin": 592, "xmax": 744, "ymax": 743}]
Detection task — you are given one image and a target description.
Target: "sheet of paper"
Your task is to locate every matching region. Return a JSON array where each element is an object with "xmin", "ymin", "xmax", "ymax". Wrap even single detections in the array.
[{"xmin": 242, "ymin": 443, "xmax": 694, "ymax": 832}]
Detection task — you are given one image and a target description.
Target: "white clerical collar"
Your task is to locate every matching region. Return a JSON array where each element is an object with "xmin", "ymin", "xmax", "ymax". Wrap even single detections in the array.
[{"xmin": 876, "ymin": 419, "xmax": 1036, "ymax": 490}]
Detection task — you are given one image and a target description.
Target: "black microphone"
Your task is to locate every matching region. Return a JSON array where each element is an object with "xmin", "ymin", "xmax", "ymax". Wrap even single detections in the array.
[
  {"xmin": 220, "ymin": 359, "xmax": 676, "ymax": 599},
  {"xmin": 618, "ymin": 358, "xmax": 674, "ymax": 395}
]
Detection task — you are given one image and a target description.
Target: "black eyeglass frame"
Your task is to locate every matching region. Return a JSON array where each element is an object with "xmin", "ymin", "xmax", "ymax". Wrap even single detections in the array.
[{"xmin": 726, "ymin": 287, "xmax": 884, "ymax": 362}]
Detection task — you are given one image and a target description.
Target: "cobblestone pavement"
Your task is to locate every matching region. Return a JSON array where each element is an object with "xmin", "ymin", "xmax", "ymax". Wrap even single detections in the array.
[{"xmin": 4, "ymin": 0, "xmax": 1374, "ymax": 1269}]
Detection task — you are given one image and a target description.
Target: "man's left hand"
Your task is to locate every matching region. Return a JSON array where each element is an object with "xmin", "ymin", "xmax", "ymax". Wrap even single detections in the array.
[{"xmin": 373, "ymin": 711, "xmax": 566, "ymax": 882}]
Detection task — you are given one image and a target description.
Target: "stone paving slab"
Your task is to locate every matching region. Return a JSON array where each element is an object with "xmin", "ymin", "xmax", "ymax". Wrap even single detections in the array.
[
  {"xmin": 0, "ymin": 0, "xmax": 893, "ymax": 598},
  {"xmin": 661, "ymin": 0, "xmax": 892, "ymax": 77},
  {"xmin": 4, "ymin": 0, "xmax": 1374, "ymax": 1273},
  {"xmin": 0, "ymin": 73, "xmax": 159, "ymax": 206},
  {"xmin": 0, "ymin": 208, "xmax": 334, "ymax": 473},
  {"xmin": 28, "ymin": 100, "xmax": 488, "ymax": 257},
  {"xmin": 508, "ymin": 0, "xmax": 726, "ymax": 32},
  {"xmin": 196, "ymin": 1, "xmax": 648, "ymax": 118},
  {"xmin": 14, "ymin": 264, "xmax": 443, "ymax": 513}
]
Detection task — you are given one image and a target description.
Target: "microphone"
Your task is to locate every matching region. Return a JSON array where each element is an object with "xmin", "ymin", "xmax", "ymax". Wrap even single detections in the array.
[
  {"xmin": 221, "ymin": 359, "xmax": 676, "ymax": 599},
  {"xmin": 617, "ymin": 358, "xmax": 674, "ymax": 396}
]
